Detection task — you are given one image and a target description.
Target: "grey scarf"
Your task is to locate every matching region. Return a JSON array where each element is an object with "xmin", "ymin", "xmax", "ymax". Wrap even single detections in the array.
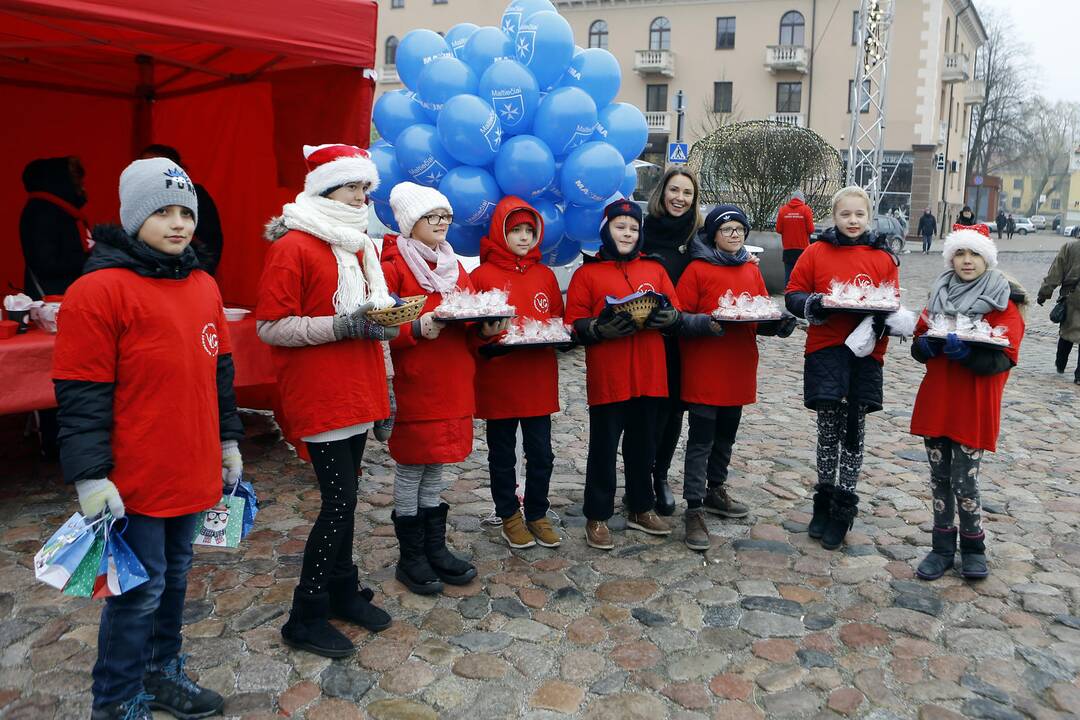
[{"xmin": 928, "ymin": 268, "xmax": 1011, "ymax": 319}]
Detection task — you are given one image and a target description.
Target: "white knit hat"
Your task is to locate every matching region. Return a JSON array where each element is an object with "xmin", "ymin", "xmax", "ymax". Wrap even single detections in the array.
[
  {"xmin": 389, "ymin": 181, "xmax": 453, "ymax": 237},
  {"xmin": 303, "ymin": 144, "xmax": 379, "ymax": 197},
  {"xmin": 942, "ymin": 223, "xmax": 997, "ymax": 268}
]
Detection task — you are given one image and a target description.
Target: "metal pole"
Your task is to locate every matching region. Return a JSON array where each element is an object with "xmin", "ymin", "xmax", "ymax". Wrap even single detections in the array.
[{"xmin": 675, "ymin": 89, "xmax": 685, "ymax": 143}]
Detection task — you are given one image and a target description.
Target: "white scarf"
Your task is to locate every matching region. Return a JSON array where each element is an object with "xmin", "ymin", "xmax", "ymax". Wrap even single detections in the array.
[
  {"xmin": 280, "ymin": 193, "xmax": 393, "ymax": 313},
  {"xmin": 397, "ymin": 235, "xmax": 460, "ymax": 294}
]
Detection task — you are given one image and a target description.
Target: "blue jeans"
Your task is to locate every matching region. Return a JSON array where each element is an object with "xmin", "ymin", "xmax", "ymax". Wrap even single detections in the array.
[
  {"xmin": 922, "ymin": 233, "xmax": 933, "ymax": 252},
  {"xmin": 92, "ymin": 512, "xmax": 198, "ymax": 707}
]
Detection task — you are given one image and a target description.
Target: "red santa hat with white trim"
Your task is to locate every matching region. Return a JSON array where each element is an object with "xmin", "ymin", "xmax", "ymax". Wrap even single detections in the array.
[
  {"xmin": 302, "ymin": 143, "xmax": 379, "ymax": 197},
  {"xmin": 942, "ymin": 223, "xmax": 998, "ymax": 268}
]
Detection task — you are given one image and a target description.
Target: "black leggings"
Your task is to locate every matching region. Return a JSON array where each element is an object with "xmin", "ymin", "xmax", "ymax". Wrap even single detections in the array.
[
  {"xmin": 298, "ymin": 433, "xmax": 367, "ymax": 595},
  {"xmin": 816, "ymin": 401, "xmax": 866, "ymax": 492}
]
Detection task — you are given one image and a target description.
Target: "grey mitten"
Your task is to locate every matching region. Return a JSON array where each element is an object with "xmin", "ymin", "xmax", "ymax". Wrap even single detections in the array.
[{"xmin": 334, "ymin": 302, "xmax": 400, "ymax": 341}]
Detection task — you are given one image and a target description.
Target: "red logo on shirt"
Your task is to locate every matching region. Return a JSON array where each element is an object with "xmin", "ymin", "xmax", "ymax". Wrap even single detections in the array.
[
  {"xmin": 201, "ymin": 323, "xmax": 220, "ymax": 357},
  {"xmin": 637, "ymin": 282, "xmax": 656, "ymax": 293},
  {"xmin": 533, "ymin": 291, "xmax": 550, "ymax": 314}
]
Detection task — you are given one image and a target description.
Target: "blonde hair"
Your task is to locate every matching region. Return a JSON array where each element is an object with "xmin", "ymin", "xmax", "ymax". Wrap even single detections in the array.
[
  {"xmin": 830, "ymin": 185, "xmax": 872, "ymax": 216},
  {"xmin": 647, "ymin": 167, "xmax": 704, "ymax": 238}
]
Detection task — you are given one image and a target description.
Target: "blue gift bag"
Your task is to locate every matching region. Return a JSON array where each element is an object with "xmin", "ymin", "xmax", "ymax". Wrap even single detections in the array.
[
  {"xmin": 34, "ymin": 512, "xmax": 105, "ymax": 590},
  {"xmin": 234, "ymin": 478, "xmax": 258, "ymax": 540}
]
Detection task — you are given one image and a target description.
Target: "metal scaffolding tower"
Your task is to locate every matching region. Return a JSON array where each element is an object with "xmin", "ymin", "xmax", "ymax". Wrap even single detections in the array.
[{"xmin": 847, "ymin": 0, "xmax": 895, "ymax": 213}]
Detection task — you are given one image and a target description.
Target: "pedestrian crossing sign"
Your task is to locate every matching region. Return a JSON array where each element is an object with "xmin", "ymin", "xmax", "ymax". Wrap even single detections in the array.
[{"xmin": 668, "ymin": 142, "xmax": 689, "ymax": 165}]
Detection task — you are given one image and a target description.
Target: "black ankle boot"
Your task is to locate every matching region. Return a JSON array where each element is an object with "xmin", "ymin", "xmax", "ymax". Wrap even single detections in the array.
[
  {"xmin": 392, "ymin": 511, "xmax": 444, "ymax": 595},
  {"xmin": 807, "ymin": 483, "xmax": 834, "ymax": 539},
  {"xmin": 820, "ymin": 489, "xmax": 858, "ymax": 550},
  {"xmin": 328, "ymin": 565, "xmax": 392, "ymax": 632},
  {"xmin": 653, "ymin": 473, "xmax": 676, "ymax": 516},
  {"xmin": 420, "ymin": 503, "xmax": 477, "ymax": 585},
  {"xmin": 916, "ymin": 527, "xmax": 957, "ymax": 580},
  {"xmin": 959, "ymin": 531, "xmax": 989, "ymax": 579},
  {"xmin": 280, "ymin": 589, "xmax": 355, "ymax": 658}
]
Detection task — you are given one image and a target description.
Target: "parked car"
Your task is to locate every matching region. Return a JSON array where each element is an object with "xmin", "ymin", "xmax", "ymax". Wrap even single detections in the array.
[
  {"xmin": 810, "ymin": 215, "xmax": 908, "ymax": 256},
  {"xmin": 1030, "ymin": 215, "xmax": 1047, "ymax": 230},
  {"xmin": 1063, "ymin": 225, "xmax": 1077, "ymax": 238},
  {"xmin": 1011, "ymin": 217, "xmax": 1037, "ymax": 235}
]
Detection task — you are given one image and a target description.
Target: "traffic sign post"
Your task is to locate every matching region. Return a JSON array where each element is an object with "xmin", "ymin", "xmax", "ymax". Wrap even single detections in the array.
[{"xmin": 668, "ymin": 142, "xmax": 689, "ymax": 165}]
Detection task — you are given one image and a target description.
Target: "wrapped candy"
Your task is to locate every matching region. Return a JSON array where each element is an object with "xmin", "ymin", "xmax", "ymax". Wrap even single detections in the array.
[
  {"xmin": 434, "ymin": 288, "xmax": 516, "ymax": 320},
  {"xmin": 924, "ymin": 313, "xmax": 1010, "ymax": 347},
  {"xmin": 711, "ymin": 290, "xmax": 782, "ymax": 321},
  {"xmin": 822, "ymin": 279, "xmax": 900, "ymax": 311},
  {"xmin": 499, "ymin": 317, "xmax": 572, "ymax": 345}
]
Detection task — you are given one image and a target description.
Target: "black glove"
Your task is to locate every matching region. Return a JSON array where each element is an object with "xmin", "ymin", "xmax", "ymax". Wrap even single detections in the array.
[
  {"xmin": 1037, "ymin": 296, "xmax": 1047, "ymax": 306},
  {"xmin": 479, "ymin": 342, "xmax": 513, "ymax": 358},
  {"xmin": 596, "ymin": 311, "xmax": 637, "ymax": 339},
  {"xmin": 871, "ymin": 313, "xmax": 887, "ymax": 339},
  {"xmin": 803, "ymin": 294, "xmax": 832, "ymax": 325},
  {"xmin": 645, "ymin": 305, "xmax": 681, "ymax": 330},
  {"xmin": 680, "ymin": 313, "xmax": 724, "ymax": 337},
  {"xmin": 775, "ymin": 314, "xmax": 797, "ymax": 338}
]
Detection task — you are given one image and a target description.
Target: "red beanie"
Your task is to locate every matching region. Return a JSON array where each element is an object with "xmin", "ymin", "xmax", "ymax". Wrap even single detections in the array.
[{"xmin": 505, "ymin": 208, "xmax": 538, "ymax": 234}]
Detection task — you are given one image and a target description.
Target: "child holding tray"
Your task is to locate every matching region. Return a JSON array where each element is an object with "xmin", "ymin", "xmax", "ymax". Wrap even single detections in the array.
[
  {"xmin": 909, "ymin": 224, "xmax": 1026, "ymax": 580},
  {"xmin": 785, "ymin": 186, "xmax": 899, "ymax": 550}
]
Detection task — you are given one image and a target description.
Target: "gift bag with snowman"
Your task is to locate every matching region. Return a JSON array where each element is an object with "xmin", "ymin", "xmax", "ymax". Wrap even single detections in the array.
[{"xmin": 192, "ymin": 488, "xmax": 245, "ymax": 549}]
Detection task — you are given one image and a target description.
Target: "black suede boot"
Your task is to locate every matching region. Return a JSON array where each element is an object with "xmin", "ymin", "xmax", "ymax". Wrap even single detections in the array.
[
  {"xmin": 807, "ymin": 483, "xmax": 834, "ymax": 539},
  {"xmin": 653, "ymin": 473, "xmax": 676, "ymax": 516},
  {"xmin": 820, "ymin": 488, "xmax": 858, "ymax": 550},
  {"xmin": 328, "ymin": 565, "xmax": 392, "ymax": 632},
  {"xmin": 280, "ymin": 589, "xmax": 355, "ymax": 658},
  {"xmin": 420, "ymin": 503, "xmax": 477, "ymax": 585},
  {"xmin": 392, "ymin": 511, "xmax": 444, "ymax": 594},
  {"xmin": 916, "ymin": 527, "xmax": 957, "ymax": 581},
  {"xmin": 959, "ymin": 531, "xmax": 989, "ymax": 579}
]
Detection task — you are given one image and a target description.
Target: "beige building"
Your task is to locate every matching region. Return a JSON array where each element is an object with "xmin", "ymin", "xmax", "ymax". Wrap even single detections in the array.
[{"xmin": 373, "ymin": 0, "xmax": 986, "ymax": 224}]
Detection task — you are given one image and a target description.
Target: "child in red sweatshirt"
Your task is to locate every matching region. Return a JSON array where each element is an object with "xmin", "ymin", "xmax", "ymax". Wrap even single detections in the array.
[
  {"xmin": 565, "ymin": 199, "xmax": 682, "ymax": 550},
  {"xmin": 471, "ymin": 196, "xmax": 564, "ymax": 549}
]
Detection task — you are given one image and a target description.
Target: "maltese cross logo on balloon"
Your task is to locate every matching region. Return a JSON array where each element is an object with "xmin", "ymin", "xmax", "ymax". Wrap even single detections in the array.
[
  {"xmin": 516, "ymin": 31, "xmax": 535, "ymax": 64},
  {"xmin": 497, "ymin": 96, "xmax": 523, "ymax": 124}
]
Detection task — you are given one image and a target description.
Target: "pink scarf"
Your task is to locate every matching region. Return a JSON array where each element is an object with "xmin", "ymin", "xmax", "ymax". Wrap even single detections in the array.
[{"xmin": 398, "ymin": 235, "xmax": 459, "ymax": 294}]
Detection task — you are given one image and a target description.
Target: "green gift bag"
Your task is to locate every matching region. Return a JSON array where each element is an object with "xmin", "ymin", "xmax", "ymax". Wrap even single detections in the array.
[
  {"xmin": 63, "ymin": 527, "xmax": 107, "ymax": 597},
  {"xmin": 192, "ymin": 493, "xmax": 245, "ymax": 549}
]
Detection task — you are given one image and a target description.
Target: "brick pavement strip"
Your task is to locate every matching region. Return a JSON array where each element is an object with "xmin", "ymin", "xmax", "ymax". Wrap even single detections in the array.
[{"xmin": 2, "ymin": 251, "xmax": 1079, "ymax": 718}]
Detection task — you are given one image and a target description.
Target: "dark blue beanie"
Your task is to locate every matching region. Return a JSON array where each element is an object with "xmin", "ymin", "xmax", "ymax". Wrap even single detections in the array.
[
  {"xmin": 598, "ymin": 198, "xmax": 644, "ymax": 260},
  {"xmin": 703, "ymin": 204, "xmax": 751, "ymax": 241}
]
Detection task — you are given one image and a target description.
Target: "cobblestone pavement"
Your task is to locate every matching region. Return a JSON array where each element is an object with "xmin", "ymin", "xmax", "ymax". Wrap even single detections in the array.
[{"xmin": 1, "ymin": 251, "xmax": 1078, "ymax": 720}]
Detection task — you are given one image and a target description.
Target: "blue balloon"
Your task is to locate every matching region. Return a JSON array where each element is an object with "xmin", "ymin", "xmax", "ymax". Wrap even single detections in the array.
[
  {"xmin": 369, "ymin": 144, "xmax": 406, "ymax": 204},
  {"xmin": 479, "ymin": 59, "xmax": 540, "ymax": 136},
  {"xmin": 594, "ymin": 103, "xmax": 649, "ymax": 163},
  {"xmin": 416, "ymin": 56, "xmax": 479, "ymax": 120},
  {"xmin": 439, "ymin": 166, "xmax": 502, "ymax": 226},
  {"xmin": 500, "ymin": 0, "xmax": 556, "ymax": 37},
  {"xmin": 395, "ymin": 124, "xmax": 459, "ymax": 187},
  {"xmin": 533, "ymin": 87, "xmax": 598, "ymax": 158},
  {"xmin": 542, "ymin": 236, "xmax": 582, "ymax": 266},
  {"xmin": 540, "ymin": 161, "xmax": 564, "ymax": 202},
  {"xmin": 373, "ymin": 200, "xmax": 400, "ymax": 233},
  {"xmin": 462, "ymin": 26, "xmax": 514, "ymax": 78},
  {"xmin": 446, "ymin": 222, "xmax": 485, "ymax": 257},
  {"xmin": 515, "ymin": 11, "xmax": 575, "ymax": 90},
  {"xmin": 560, "ymin": 141, "xmax": 626, "ymax": 206},
  {"xmin": 446, "ymin": 22, "xmax": 479, "ymax": 59},
  {"xmin": 620, "ymin": 163, "xmax": 638, "ymax": 198},
  {"xmin": 561, "ymin": 48, "xmax": 621, "ymax": 109},
  {"xmin": 372, "ymin": 89, "xmax": 429, "ymax": 145},
  {"xmin": 531, "ymin": 198, "xmax": 565, "ymax": 252},
  {"xmin": 494, "ymin": 135, "xmax": 555, "ymax": 198},
  {"xmin": 437, "ymin": 94, "xmax": 503, "ymax": 167},
  {"xmin": 564, "ymin": 202, "xmax": 606, "ymax": 247},
  {"xmin": 397, "ymin": 29, "xmax": 452, "ymax": 91}
]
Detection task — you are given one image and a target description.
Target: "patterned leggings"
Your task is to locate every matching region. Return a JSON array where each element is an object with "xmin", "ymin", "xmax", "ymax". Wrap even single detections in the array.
[
  {"xmin": 816, "ymin": 401, "xmax": 867, "ymax": 492},
  {"xmin": 924, "ymin": 437, "xmax": 983, "ymax": 535}
]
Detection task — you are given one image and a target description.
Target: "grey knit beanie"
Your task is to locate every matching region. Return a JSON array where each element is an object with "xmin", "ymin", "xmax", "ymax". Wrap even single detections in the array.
[{"xmin": 119, "ymin": 157, "xmax": 199, "ymax": 237}]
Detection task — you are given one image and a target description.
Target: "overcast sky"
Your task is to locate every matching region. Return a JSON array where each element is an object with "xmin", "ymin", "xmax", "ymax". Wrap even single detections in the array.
[{"xmin": 974, "ymin": 0, "xmax": 1079, "ymax": 103}]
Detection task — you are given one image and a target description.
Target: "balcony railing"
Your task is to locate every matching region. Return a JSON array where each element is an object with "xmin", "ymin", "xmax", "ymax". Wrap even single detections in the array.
[
  {"xmin": 768, "ymin": 112, "xmax": 805, "ymax": 127},
  {"xmin": 963, "ymin": 79, "xmax": 986, "ymax": 105},
  {"xmin": 634, "ymin": 49, "xmax": 675, "ymax": 77},
  {"xmin": 942, "ymin": 52, "xmax": 970, "ymax": 83},
  {"xmin": 764, "ymin": 45, "xmax": 809, "ymax": 74},
  {"xmin": 645, "ymin": 111, "xmax": 671, "ymax": 133},
  {"xmin": 379, "ymin": 65, "xmax": 400, "ymax": 84}
]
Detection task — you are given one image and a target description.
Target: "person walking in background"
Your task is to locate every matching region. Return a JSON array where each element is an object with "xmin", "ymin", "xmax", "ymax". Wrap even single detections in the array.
[
  {"xmin": 956, "ymin": 206, "xmax": 977, "ymax": 227},
  {"xmin": 640, "ymin": 168, "xmax": 704, "ymax": 517},
  {"xmin": 995, "ymin": 209, "xmax": 1006, "ymax": 240},
  {"xmin": 20, "ymin": 156, "xmax": 90, "ymax": 299},
  {"xmin": 776, "ymin": 190, "xmax": 816, "ymax": 286},
  {"xmin": 140, "ymin": 144, "xmax": 225, "ymax": 276},
  {"xmin": 1006, "ymin": 214, "xmax": 1016, "ymax": 240},
  {"xmin": 918, "ymin": 208, "xmax": 937, "ymax": 255},
  {"xmin": 1037, "ymin": 227, "xmax": 1080, "ymax": 385}
]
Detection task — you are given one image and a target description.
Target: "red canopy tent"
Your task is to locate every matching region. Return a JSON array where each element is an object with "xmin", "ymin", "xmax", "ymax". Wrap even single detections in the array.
[{"xmin": 0, "ymin": 0, "xmax": 379, "ymax": 306}]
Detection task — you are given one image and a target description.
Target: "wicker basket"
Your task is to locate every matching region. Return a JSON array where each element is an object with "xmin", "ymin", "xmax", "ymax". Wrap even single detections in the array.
[
  {"xmin": 614, "ymin": 295, "xmax": 660, "ymax": 328},
  {"xmin": 367, "ymin": 295, "xmax": 426, "ymax": 327}
]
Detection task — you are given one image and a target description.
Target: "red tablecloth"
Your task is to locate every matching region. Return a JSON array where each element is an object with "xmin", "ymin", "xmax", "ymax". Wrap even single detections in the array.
[{"xmin": 0, "ymin": 318, "xmax": 277, "ymax": 415}]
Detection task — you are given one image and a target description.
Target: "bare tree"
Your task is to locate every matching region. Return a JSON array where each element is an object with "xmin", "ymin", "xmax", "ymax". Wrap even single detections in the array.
[
  {"xmin": 1023, "ymin": 99, "xmax": 1080, "ymax": 216},
  {"xmin": 967, "ymin": 9, "xmax": 1030, "ymax": 176}
]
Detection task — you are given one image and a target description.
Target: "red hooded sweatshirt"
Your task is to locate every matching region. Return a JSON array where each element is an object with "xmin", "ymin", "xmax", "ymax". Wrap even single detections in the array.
[
  {"xmin": 776, "ymin": 197, "xmax": 815, "ymax": 251},
  {"xmin": 382, "ymin": 234, "xmax": 483, "ymax": 464},
  {"xmin": 471, "ymin": 197, "xmax": 563, "ymax": 420}
]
